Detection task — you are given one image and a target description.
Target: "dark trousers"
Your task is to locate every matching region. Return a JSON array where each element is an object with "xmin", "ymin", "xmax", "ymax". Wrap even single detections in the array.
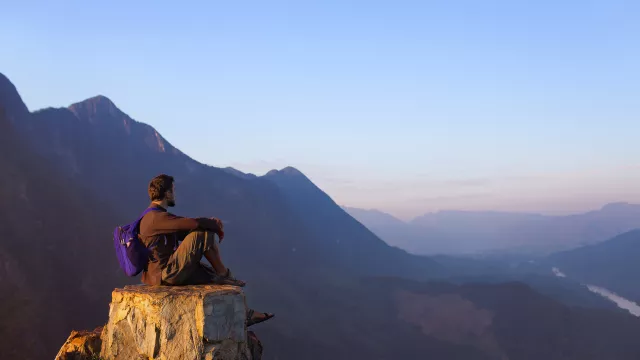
[{"xmin": 161, "ymin": 231, "xmax": 220, "ymax": 285}]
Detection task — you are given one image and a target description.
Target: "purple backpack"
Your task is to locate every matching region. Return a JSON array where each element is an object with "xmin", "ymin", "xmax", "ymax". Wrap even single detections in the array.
[{"xmin": 113, "ymin": 207, "xmax": 160, "ymax": 276}]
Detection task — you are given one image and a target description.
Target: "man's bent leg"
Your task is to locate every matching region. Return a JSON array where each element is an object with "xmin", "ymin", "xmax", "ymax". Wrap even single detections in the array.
[
  {"xmin": 202, "ymin": 233, "xmax": 246, "ymax": 286},
  {"xmin": 203, "ymin": 236, "xmax": 228, "ymax": 275},
  {"xmin": 162, "ymin": 231, "xmax": 215, "ymax": 285},
  {"xmin": 204, "ymin": 233, "xmax": 245, "ymax": 286}
]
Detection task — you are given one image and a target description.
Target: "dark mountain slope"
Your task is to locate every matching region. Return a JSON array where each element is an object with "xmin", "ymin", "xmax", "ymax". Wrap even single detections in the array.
[
  {"xmin": 0, "ymin": 77, "xmax": 131, "ymax": 359},
  {"xmin": 548, "ymin": 229, "xmax": 640, "ymax": 303},
  {"xmin": 27, "ymin": 96, "xmax": 316, "ymax": 276},
  {"xmin": 0, "ymin": 73, "xmax": 29, "ymax": 124},
  {"xmin": 342, "ymin": 206, "xmax": 407, "ymax": 228},
  {"xmin": 223, "ymin": 166, "xmax": 259, "ymax": 179},
  {"xmin": 263, "ymin": 167, "xmax": 441, "ymax": 278}
]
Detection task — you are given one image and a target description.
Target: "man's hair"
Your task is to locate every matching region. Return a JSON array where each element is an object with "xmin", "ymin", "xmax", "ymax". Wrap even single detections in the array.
[{"xmin": 148, "ymin": 174, "xmax": 174, "ymax": 201}]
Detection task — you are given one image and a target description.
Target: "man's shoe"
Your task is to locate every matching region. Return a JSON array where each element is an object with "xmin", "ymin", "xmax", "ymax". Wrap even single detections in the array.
[
  {"xmin": 246, "ymin": 309, "xmax": 275, "ymax": 327},
  {"xmin": 215, "ymin": 268, "xmax": 246, "ymax": 287}
]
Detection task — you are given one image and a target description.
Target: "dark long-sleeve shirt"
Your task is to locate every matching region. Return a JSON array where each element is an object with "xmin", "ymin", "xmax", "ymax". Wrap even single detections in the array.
[{"xmin": 139, "ymin": 203, "xmax": 220, "ymax": 285}]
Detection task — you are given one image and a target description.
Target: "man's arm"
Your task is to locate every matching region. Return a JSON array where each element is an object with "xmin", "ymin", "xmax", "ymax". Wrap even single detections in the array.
[
  {"xmin": 196, "ymin": 217, "xmax": 223, "ymax": 233},
  {"xmin": 150, "ymin": 212, "xmax": 221, "ymax": 234},
  {"xmin": 197, "ymin": 217, "xmax": 225, "ymax": 241}
]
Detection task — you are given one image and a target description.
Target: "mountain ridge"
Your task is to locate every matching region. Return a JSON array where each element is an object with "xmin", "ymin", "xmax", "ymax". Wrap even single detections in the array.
[
  {"xmin": 0, "ymin": 74, "xmax": 132, "ymax": 359},
  {"xmin": 0, "ymin": 71, "xmax": 445, "ymax": 359},
  {"xmin": 346, "ymin": 203, "xmax": 640, "ymax": 255},
  {"xmin": 341, "ymin": 206, "xmax": 408, "ymax": 227},
  {"xmin": 0, "ymin": 73, "xmax": 30, "ymax": 124},
  {"xmin": 347, "ymin": 202, "xmax": 639, "ymax": 224}
]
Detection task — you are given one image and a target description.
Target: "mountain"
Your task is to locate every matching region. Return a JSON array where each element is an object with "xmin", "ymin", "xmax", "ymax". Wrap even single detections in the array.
[
  {"xmin": 341, "ymin": 206, "xmax": 407, "ymax": 228},
  {"xmin": 1, "ymin": 72, "xmax": 445, "ymax": 359},
  {"xmin": 223, "ymin": 166, "xmax": 258, "ymax": 180},
  {"xmin": 343, "ymin": 206, "xmax": 458, "ymax": 254},
  {"xmin": 0, "ymin": 75, "xmax": 131, "ymax": 360},
  {"xmin": 4, "ymin": 72, "xmax": 640, "ymax": 359},
  {"xmin": 263, "ymin": 168, "xmax": 440, "ymax": 278},
  {"xmin": 23, "ymin": 91, "xmax": 440, "ymax": 281},
  {"xmin": 0, "ymin": 73, "xmax": 29, "ymax": 124},
  {"xmin": 547, "ymin": 229, "xmax": 640, "ymax": 303},
  {"xmin": 345, "ymin": 205, "xmax": 640, "ymax": 255}
]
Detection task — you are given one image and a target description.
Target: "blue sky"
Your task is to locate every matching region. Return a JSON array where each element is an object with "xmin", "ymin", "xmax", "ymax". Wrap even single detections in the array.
[{"xmin": 2, "ymin": 0, "xmax": 639, "ymax": 219}]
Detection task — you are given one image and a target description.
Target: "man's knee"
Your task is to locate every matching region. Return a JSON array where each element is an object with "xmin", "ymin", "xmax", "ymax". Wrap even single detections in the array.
[{"xmin": 186, "ymin": 230, "xmax": 217, "ymax": 252}]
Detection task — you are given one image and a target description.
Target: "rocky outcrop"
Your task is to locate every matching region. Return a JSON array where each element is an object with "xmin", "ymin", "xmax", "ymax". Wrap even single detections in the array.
[
  {"xmin": 99, "ymin": 284, "xmax": 255, "ymax": 360},
  {"xmin": 55, "ymin": 327, "xmax": 102, "ymax": 360}
]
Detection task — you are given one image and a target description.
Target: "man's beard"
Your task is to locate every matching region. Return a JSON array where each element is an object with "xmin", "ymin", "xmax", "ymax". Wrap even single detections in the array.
[{"xmin": 167, "ymin": 199, "xmax": 176, "ymax": 207}]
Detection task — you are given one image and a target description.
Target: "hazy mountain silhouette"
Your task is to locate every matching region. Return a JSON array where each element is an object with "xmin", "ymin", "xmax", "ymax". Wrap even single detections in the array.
[
  {"xmin": 263, "ymin": 168, "xmax": 440, "ymax": 278},
  {"xmin": 339, "ymin": 210, "xmax": 623, "ymax": 315},
  {"xmin": 341, "ymin": 206, "xmax": 407, "ymax": 227},
  {"xmin": 345, "ymin": 204, "xmax": 640, "ymax": 255},
  {"xmin": 548, "ymin": 229, "xmax": 640, "ymax": 303},
  {"xmin": 342, "ymin": 206, "xmax": 457, "ymax": 254},
  {"xmin": 4, "ymin": 72, "xmax": 640, "ymax": 359}
]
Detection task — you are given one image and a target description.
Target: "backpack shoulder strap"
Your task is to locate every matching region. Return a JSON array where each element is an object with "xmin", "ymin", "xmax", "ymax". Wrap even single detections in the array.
[
  {"xmin": 141, "ymin": 207, "xmax": 159, "ymax": 217},
  {"xmin": 136, "ymin": 207, "xmax": 162, "ymax": 232}
]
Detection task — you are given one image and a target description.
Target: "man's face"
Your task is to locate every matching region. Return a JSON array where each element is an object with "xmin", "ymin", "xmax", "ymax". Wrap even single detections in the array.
[{"xmin": 166, "ymin": 183, "xmax": 176, "ymax": 207}]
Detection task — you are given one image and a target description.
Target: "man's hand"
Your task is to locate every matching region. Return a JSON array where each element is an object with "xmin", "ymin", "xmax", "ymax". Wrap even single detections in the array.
[{"xmin": 211, "ymin": 217, "xmax": 224, "ymax": 243}]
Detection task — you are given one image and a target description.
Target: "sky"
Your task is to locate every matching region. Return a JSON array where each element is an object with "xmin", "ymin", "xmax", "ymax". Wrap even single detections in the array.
[{"xmin": 2, "ymin": 0, "xmax": 639, "ymax": 220}]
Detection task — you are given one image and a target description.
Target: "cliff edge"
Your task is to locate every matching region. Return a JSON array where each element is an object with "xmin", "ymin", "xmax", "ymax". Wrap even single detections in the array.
[{"xmin": 56, "ymin": 285, "xmax": 262, "ymax": 360}]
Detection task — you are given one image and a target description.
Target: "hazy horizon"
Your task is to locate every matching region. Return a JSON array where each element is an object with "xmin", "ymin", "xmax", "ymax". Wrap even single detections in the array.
[
  {"xmin": 3, "ymin": 0, "xmax": 639, "ymax": 220},
  {"xmin": 341, "ymin": 200, "xmax": 640, "ymax": 222}
]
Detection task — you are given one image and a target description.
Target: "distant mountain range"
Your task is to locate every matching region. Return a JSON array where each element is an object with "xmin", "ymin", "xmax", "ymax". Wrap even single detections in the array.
[
  {"xmin": 344, "ymin": 203, "xmax": 640, "ymax": 255},
  {"xmin": 3, "ymin": 72, "xmax": 640, "ymax": 360}
]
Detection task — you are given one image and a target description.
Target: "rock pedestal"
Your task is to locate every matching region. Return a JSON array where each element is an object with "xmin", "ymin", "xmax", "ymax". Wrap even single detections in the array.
[{"xmin": 100, "ymin": 284, "xmax": 252, "ymax": 360}]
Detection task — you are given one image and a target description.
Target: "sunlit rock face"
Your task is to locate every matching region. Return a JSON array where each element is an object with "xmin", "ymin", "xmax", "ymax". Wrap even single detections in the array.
[{"xmin": 100, "ymin": 285, "xmax": 252, "ymax": 360}]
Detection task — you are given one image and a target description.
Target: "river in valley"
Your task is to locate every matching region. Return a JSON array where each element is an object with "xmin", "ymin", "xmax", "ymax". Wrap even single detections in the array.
[{"xmin": 552, "ymin": 267, "xmax": 640, "ymax": 317}]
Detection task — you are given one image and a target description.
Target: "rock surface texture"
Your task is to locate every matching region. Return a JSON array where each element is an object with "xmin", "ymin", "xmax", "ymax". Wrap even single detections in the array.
[
  {"xmin": 55, "ymin": 327, "xmax": 103, "ymax": 360},
  {"xmin": 100, "ymin": 284, "xmax": 253, "ymax": 360}
]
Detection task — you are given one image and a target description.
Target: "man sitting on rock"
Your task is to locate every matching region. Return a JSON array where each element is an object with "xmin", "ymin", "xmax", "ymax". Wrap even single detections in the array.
[{"xmin": 139, "ymin": 174, "xmax": 274, "ymax": 327}]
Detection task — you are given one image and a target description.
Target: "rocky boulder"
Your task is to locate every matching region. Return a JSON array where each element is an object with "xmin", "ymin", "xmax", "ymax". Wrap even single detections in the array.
[
  {"xmin": 55, "ymin": 327, "xmax": 103, "ymax": 360},
  {"xmin": 99, "ymin": 284, "xmax": 256, "ymax": 360}
]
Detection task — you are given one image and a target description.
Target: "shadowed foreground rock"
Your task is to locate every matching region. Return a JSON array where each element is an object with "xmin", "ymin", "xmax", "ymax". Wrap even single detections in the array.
[{"xmin": 98, "ymin": 284, "xmax": 258, "ymax": 360}]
